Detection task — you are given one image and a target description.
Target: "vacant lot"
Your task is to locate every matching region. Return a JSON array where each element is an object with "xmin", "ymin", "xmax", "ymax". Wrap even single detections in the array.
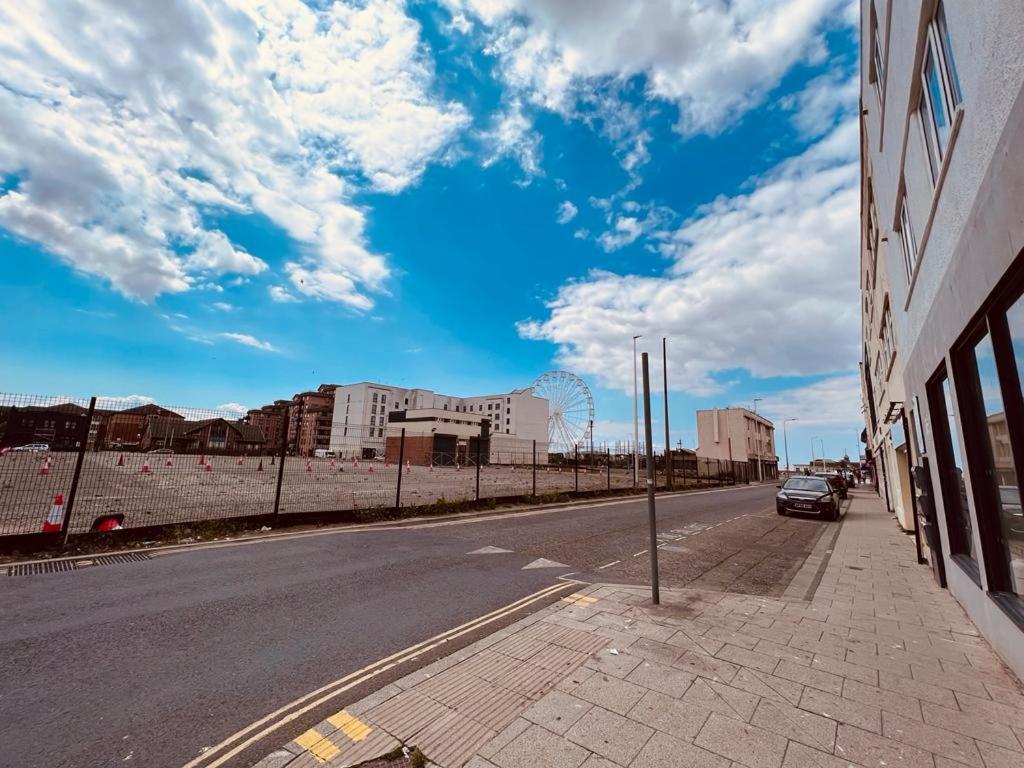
[{"xmin": 0, "ymin": 452, "xmax": 640, "ymax": 535}]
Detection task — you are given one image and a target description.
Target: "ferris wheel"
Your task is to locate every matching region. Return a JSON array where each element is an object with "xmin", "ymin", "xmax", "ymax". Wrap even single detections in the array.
[{"xmin": 531, "ymin": 371, "xmax": 595, "ymax": 454}]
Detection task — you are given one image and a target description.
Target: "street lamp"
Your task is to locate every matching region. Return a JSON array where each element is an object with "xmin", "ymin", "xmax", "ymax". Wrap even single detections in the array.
[
  {"xmin": 783, "ymin": 418, "xmax": 799, "ymax": 474},
  {"xmin": 632, "ymin": 335, "xmax": 641, "ymax": 488},
  {"xmin": 753, "ymin": 398, "xmax": 763, "ymax": 482},
  {"xmin": 811, "ymin": 437, "xmax": 825, "ymax": 472}
]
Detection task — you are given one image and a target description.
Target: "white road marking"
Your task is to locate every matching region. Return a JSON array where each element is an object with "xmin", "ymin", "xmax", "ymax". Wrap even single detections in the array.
[
  {"xmin": 597, "ymin": 560, "xmax": 621, "ymax": 570},
  {"xmin": 633, "ymin": 549, "xmax": 647, "ymax": 557}
]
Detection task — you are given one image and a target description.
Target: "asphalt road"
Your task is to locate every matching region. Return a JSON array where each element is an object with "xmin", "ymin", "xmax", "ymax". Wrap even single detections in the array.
[{"xmin": 0, "ymin": 484, "xmax": 788, "ymax": 768}]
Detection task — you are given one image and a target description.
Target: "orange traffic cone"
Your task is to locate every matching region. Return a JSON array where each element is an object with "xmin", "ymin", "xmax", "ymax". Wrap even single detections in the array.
[
  {"xmin": 205, "ymin": 462, "xmax": 212, "ymax": 473},
  {"xmin": 237, "ymin": 457, "xmax": 244, "ymax": 465},
  {"xmin": 428, "ymin": 463, "xmax": 433, "ymax": 472},
  {"xmin": 141, "ymin": 460, "xmax": 151, "ymax": 474},
  {"xmin": 198, "ymin": 454, "xmax": 206, "ymax": 466},
  {"xmin": 456, "ymin": 463, "xmax": 461, "ymax": 472},
  {"xmin": 257, "ymin": 460, "xmax": 264, "ymax": 472},
  {"xmin": 330, "ymin": 458, "xmax": 336, "ymax": 468},
  {"xmin": 42, "ymin": 494, "xmax": 64, "ymax": 532},
  {"xmin": 306, "ymin": 459, "xmax": 313, "ymax": 473},
  {"xmin": 405, "ymin": 460, "xmax": 411, "ymax": 475},
  {"xmin": 368, "ymin": 464, "xmax": 374, "ymax": 473},
  {"xmin": 165, "ymin": 458, "xmax": 173, "ymax": 467},
  {"xmin": 116, "ymin": 453, "xmax": 125, "ymax": 467},
  {"xmin": 39, "ymin": 460, "xmax": 50, "ymax": 476}
]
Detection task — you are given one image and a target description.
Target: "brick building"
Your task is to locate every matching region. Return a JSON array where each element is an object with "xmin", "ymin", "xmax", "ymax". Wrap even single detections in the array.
[
  {"xmin": 104, "ymin": 404, "xmax": 184, "ymax": 450},
  {"xmin": 141, "ymin": 417, "xmax": 266, "ymax": 454}
]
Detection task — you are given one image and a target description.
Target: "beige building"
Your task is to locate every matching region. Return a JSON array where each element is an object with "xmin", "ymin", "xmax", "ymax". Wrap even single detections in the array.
[
  {"xmin": 860, "ymin": 0, "xmax": 1024, "ymax": 676},
  {"xmin": 329, "ymin": 382, "xmax": 548, "ymax": 462},
  {"xmin": 696, "ymin": 408, "xmax": 778, "ymax": 480}
]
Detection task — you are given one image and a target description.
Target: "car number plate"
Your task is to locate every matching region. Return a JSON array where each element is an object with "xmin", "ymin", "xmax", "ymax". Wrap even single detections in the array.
[{"xmin": 794, "ymin": 503, "xmax": 813, "ymax": 510}]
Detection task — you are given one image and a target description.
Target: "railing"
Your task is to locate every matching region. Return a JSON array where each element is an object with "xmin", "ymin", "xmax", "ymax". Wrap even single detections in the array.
[{"xmin": 0, "ymin": 393, "xmax": 754, "ymax": 541}]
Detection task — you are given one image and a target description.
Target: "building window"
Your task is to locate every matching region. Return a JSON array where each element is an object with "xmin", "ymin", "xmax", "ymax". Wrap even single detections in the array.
[
  {"xmin": 371, "ymin": 404, "xmax": 377, "ymax": 415},
  {"xmin": 953, "ymin": 270, "xmax": 1024, "ymax": 600},
  {"xmin": 381, "ymin": 395, "xmax": 386, "ymax": 404},
  {"xmin": 880, "ymin": 303, "xmax": 896, "ymax": 375},
  {"xmin": 378, "ymin": 429, "xmax": 383, "ymax": 438},
  {"xmin": 506, "ymin": 398, "xmax": 511, "ymax": 404},
  {"xmin": 935, "ymin": 1, "xmax": 962, "ymax": 108},
  {"xmin": 898, "ymin": 196, "xmax": 918, "ymax": 280},
  {"xmin": 870, "ymin": 3, "xmax": 885, "ymax": 103},
  {"xmin": 928, "ymin": 369, "xmax": 978, "ymax": 572}
]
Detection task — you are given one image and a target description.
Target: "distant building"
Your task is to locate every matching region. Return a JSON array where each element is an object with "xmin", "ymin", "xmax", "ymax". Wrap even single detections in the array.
[
  {"xmin": 695, "ymin": 408, "xmax": 778, "ymax": 480},
  {"xmin": 245, "ymin": 401, "xmax": 290, "ymax": 455},
  {"xmin": 289, "ymin": 386, "xmax": 336, "ymax": 457},
  {"xmin": 329, "ymin": 382, "xmax": 548, "ymax": 462},
  {"xmin": 104, "ymin": 404, "xmax": 184, "ymax": 450},
  {"xmin": 141, "ymin": 417, "xmax": 265, "ymax": 454},
  {"xmin": 0, "ymin": 402, "xmax": 98, "ymax": 451},
  {"xmin": 383, "ymin": 408, "xmax": 491, "ymax": 467}
]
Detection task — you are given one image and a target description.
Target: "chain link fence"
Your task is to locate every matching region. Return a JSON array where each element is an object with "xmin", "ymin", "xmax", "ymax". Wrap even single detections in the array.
[{"xmin": 0, "ymin": 392, "xmax": 754, "ymax": 540}]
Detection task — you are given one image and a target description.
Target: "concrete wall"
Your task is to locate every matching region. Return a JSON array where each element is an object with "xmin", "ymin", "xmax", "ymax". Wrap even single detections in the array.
[{"xmin": 861, "ymin": 0, "xmax": 1024, "ymax": 680}]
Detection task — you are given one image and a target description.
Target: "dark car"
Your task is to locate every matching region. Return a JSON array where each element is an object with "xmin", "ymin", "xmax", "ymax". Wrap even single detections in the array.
[
  {"xmin": 999, "ymin": 486, "xmax": 1023, "ymax": 537},
  {"xmin": 814, "ymin": 471, "xmax": 848, "ymax": 499},
  {"xmin": 777, "ymin": 476, "xmax": 841, "ymax": 520}
]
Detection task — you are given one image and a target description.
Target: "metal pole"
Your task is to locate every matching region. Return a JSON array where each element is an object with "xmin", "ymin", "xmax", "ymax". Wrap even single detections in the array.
[
  {"xmin": 641, "ymin": 353, "xmax": 660, "ymax": 605},
  {"xmin": 532, "ymin": 439, "xmax": 537, "ymax": 497},
  {"xmin": 61, "ymin": 396, "xmax": 97, "ymax": 546},
  {"xmin": 662, "ymin": 337, "xmax": 672, "ymax": 490},
  {"xmin": 633, "ymin": 335, "xmax": 641, "ymax": 487},
  {"xmin": 475, "ymin": 432, "xmax": 481, "ymax": 501},
  {"xmin": 753, "ymin": 398, "xmax": 763, "ymax": 482},
  {"xmin": 574, "ymin": 445, "xmax": 579, "ymax": 493},
  {"xmin": 783, "ymin": 419, "xmax": 792, "ymax": 474},
  {"xmin": 272, "ymin": 409, "xmax": 290, "ymax": 518},
  {"xmin": 607, "ymin": 447, "xmax": 611, "ymax": 490},
  {"xmin": 395, "ymin": 428, "xmax": 405, "ymax": 509}
]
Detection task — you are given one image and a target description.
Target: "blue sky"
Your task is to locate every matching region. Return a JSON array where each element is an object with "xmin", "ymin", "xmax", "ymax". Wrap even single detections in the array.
[{"xmin": 0, "ymin": 0, "xmax": 864, "ymax": 464}]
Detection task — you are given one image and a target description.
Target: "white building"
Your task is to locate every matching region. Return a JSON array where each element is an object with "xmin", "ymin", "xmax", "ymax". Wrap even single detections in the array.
[
  {"xmin": 860, "ymin": 0, "xmax": 1024, "ymax": 678},
  {"xmin": 329, "ymin": 382, "xmax": 549, "ymax": 462}
]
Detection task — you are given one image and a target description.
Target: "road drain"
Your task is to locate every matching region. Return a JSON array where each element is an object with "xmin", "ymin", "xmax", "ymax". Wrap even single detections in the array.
[{"xmin": 6, "ymin": 551, "xmax": 151, "ymax": 577}]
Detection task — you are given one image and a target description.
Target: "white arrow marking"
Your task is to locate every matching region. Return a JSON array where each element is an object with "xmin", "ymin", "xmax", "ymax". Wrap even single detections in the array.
[
  {"xmin": 522, "ymin": 558, "xmax": 569, "ymax": 569},
  {"xmin": 467, "ymin": 546, "xmax": 514, "ymax": 555}
]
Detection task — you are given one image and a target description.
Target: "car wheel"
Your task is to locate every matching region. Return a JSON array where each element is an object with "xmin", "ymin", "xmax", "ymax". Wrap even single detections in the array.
[{"xmin": 777, "ymin": 508, "xmax": 787, "ymax": 516}]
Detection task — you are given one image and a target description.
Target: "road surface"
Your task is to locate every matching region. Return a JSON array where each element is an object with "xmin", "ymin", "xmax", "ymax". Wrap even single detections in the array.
[{"xmin": 0, "ymin": 484, "xmax": 827, "ymax": 768}]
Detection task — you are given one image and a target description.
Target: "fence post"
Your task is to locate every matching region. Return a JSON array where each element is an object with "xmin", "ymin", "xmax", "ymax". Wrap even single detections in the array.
[
  {"xmin": 272, "ymin": 409, "xmax": 290, "ymax": 519},
  {"xmin": 393, "ymin": 428, "xmax": 405, "ymax": 512},
  {"xmin": 532, "ymin": 440, "xmax": 537, "ymax": 497},
  {"xmin": 475, "ymin": 434, "xmax": 481, "ymax": 501},
  {"xmin": 574, "ymin": 445, "xmax": 579, "ymax": 493},
  {"xmin": 715, "ymin": 459, "xmax": 721, "ymax": 487},
  {"xmin": 607, "ymin": 448, "xmax": 611, "ymax": 491},
  {"xmin": 61, "ymin": 396, "xmax": 97, "ymax": 546}
]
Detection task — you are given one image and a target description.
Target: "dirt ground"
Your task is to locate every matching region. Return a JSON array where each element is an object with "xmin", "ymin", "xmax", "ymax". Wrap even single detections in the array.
[{"xmin": 0, "ymin": 451, "xmax": 640, "ymax": 535}]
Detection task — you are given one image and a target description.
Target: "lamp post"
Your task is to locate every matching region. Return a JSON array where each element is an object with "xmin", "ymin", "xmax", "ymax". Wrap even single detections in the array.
[
  {"xmin": 783, "ymin": 418, "xmax": 798, "ymax": 475},
  {"xmin": 753, "ymin": 398, "xmax": 763, "ymax": 482},
  {"xmin": 633, "ymin": 335, "xmax": 641, "ymax": 488},
  {"xmin": 812, "ymin": 437, "xmax": 825, "ymax": 472}
]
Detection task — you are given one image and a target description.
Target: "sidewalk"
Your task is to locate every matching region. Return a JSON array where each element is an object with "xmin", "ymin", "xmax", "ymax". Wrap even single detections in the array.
[{"xmin": 258, "ymin": 490, "xmax": 1024, "ymax": 768}]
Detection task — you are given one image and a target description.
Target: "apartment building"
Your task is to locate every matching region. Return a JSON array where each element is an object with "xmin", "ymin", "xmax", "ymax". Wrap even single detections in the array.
[
  {"xmin": 329, "ymin": 382, "xmax": 548, "ymax": 462},
  {"xmin": 289, "ymin": 386, "xmax": 336, "ymax": 457},
  {"xmin": 860, "ymin": 0, "xmax": 1024, "ymax": 676},
  {"xmin": 695, "ymin": 408, "xmax": 778, "ymax": 480}
]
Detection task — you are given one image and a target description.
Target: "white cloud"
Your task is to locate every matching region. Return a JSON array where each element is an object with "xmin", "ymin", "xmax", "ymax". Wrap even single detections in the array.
[
  {"xmin": 268, "ymin": 285, "xmax": 299, "ymax": 303},
  {"xmin": 573, "ymin": 228, "xmax": 590, "ymax": 240},
  {"xmin": 757, "ymin": 375, "xmax": 864, "ymax": 428},
  {"xmin": 518, "ymin": 119, "xmax": 860, "ymax": 396},
  {"xmin": 217, "ymin": 402, "xmax": 249, "ymax": 416},
  {"xmin": 220, "ymin": 332, "xmax": 278, "ymax": 352},
  {"xmin": 448, "ymin": 0, "xmax": 852, "ymax": 135},
  {"xmin": 556, "ymin": 200, "xmax": 578, "ymax": 224},
  {"xmin": 597, "ymin": 216, "xmax": 643, "ymax": 252},
  {"xmin": 482, "ymin": 99, "xmax": 543, "ymax": 178},
  {"xmin": 95, "ymin": 395, "xmax": 157, "ymax": 410},
  {"xmin": 212, "ymin": 301, "xmax": 235, "ymax": 312},
  {"xmin": 785, "ymin": 70, "xmax": 859, "ymax": 138},
  {"xmin": 0, "ymin": 0, "xmax": 467, "ymax": 307}
]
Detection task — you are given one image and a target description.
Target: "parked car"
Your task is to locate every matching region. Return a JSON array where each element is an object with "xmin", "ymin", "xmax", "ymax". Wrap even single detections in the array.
[
  {"xmin": 147, "ymin": 448, "xmax": 174, "ymax": 454},
  {"xmin": 814, "ymin": 471, "xmax": 848, "ymax": 499},
  {"xmin": 13, "ymin": 443, "xmax": 49, "ymax": 452},
  {"xmin": 999, "ymin": 485, "xmax": 1023, "ymax": 537},
  {"xmin": 777, "ymin": 476, "xmax": 841, "ymax": 520}
]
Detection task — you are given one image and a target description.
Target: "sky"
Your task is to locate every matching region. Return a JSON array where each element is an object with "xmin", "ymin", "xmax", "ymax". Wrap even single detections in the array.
[{"xmin": 0, "ymin": 0, "xmax": 864, "ymax": 465}]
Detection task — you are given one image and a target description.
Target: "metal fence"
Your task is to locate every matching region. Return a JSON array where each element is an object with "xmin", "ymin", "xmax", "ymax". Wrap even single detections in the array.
[{"xmin": 0, "ymin": 393, "xmax": 752, "ymax": 540}]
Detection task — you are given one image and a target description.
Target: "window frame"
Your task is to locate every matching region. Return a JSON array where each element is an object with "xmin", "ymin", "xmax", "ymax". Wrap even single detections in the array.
[
  {"xmin": 949, "ymin": 254, "xmax": 1024, "ymax": 619},
  {"xmin": 897, "ymin": 195, "xmax": 918, "ymax": 281},
  {"xmin": 926, "ymin": 364, "xmax": 981, "ymax": 585}
]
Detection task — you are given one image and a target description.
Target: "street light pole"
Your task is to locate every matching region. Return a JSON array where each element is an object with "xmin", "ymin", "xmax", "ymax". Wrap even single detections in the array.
[
  {"xmin": 633, "ymin": 335, "xmax": 641, "ymax": 488},
  {"xmin": 753, "ymin": 398, "xmax": 763, "ymax": 483},
  {"xmin": 783, "ymin": 418, "xmax": 798, "ymax": 475},
  {"xmin": 662, "ymin": 337, "xmax": 672, "ymax": 490}
]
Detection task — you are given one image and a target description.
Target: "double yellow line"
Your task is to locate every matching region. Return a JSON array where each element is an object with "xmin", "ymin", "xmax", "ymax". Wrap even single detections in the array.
[{"xmin": 182, "ymin": 580, "xmax": 577, "ymax": 768}]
